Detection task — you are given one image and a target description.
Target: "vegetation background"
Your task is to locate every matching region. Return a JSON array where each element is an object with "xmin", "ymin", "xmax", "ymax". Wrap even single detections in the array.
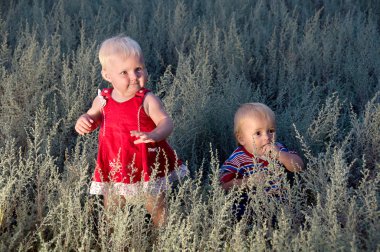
[{"xmin": 0, "ymin": 0, "xmax": 379, "ymax": 251}]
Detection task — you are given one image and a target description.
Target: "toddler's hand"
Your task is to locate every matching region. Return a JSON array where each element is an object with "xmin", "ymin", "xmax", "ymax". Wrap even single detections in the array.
[
  {"xmin": 130, "ymin": 130, "xmax": 156, "ymax": 144},
  {"xmin": 75, "ymin": 114, "xmax": 96, "ymax": 135},
  {"xmin": 261, "ymin": 144, "xmax": 280, "ymax": 158}
]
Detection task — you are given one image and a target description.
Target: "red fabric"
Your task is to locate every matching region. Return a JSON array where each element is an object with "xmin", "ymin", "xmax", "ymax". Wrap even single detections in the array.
[{"xmin": 92, "ymin": 87, "xmax": 182, "ymax": 184}]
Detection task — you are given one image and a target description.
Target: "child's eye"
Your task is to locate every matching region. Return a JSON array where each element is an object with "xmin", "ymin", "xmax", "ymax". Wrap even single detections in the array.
[
  {"xmin": 135, "ymin": 67, "xmax": 145, "ymax": 75},
  {"xmin": 134, "ymin": 67, "xmax": 145, "ymax": 77},
  {"xmin": 269, "ymin": 129, "xmax": 275, "ymax": 134},
  {"xmin": 121, "ymin": 71, "xmax": 128, "ymax": 75},
  {"xmin": 255, "ymin": 131, "xmax": 261, "ymax": 136}
]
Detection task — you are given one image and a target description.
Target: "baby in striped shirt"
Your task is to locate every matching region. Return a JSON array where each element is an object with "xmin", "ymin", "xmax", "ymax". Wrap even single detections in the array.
[{"xmin": 219, "ymin": 103, "xmax": 304, "ymax": 220}]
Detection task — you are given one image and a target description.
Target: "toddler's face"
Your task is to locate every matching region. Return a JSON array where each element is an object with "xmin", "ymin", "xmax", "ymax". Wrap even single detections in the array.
[
  {"xmin": 102, "ymin": 54, "xmax": 148, "ymax": 97},
  {"xmin": 237, "ymin": 116, "xmax": 276, "ymax": 156}
]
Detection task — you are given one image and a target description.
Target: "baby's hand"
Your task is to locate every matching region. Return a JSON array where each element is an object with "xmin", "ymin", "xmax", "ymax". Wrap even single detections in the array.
[
  {"xmin": 130, "ymin": 131, "xmax": 156, "ymax": 144},
  {"xmin": 75, "ymin": 114, "xmax": 96, "ymax": 135},
  {"xmin": 261, "ymin": 144, "xmax": 280, "ymax": 158}
]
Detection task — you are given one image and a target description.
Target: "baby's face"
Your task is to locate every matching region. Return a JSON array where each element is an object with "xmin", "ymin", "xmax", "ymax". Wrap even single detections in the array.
[
  {"xmin": 102, "ymin": 54, "xmax": 148, "ymax": 97},
  {"xmin": 237, "ymin": 116, "xmax": 276, "ymax": 156}
]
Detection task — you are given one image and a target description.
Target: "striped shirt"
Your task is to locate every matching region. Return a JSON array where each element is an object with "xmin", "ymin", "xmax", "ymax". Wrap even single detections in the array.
[{"xmin": 220, "ymin": 143, "xmax": 293, "ymax": 195}]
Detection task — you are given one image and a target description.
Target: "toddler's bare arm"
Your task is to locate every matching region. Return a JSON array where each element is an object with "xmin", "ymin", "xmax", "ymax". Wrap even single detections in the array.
[
  {"xmin": 277, "ymin": 150, "xmax": 304, "ymax": 172},
  {"xmin": 262, "ymin": 144, "xmax": 304, "ymax": 172},
  {"xmin": 75, "ymin": 96, "xmax": 103, "ymax": 135},
  {"xmin": 131, "ymin": 93, "xmax": 173, "ymax": 144}
]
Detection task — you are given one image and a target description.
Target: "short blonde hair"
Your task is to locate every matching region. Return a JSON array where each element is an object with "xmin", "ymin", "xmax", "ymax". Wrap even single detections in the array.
[
  {"xmin": 234, "ymin": 103, "xmax": 276, "ymax": 139},
  {"xmin": 98, "ymin": 35, "xmax": 143, "ymax": 69}
]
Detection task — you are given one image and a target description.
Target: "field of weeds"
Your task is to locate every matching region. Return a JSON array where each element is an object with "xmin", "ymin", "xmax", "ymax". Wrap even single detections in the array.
[{"xmin": 0, "ymin": 0, "xmax": 379, "ymax": 251}]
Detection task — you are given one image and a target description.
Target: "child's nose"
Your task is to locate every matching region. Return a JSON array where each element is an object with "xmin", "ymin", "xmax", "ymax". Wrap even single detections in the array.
[
  {"xmin": 264, "ymin": 134, "xmax": 269, "ymax": 141},
  {"xmin": 129, "ymin": 72, "xmax": 139, "ymax": 81},
  {"xmin": 266, "ymin": 132, "xmax": 275, "ymax": 142},
  {"xmin": 263, "ymin": 132, "xmax": 272, "ymax": 141}
]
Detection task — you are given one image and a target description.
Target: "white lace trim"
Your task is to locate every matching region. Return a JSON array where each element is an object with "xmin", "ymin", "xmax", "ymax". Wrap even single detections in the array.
[{"xmin": 89, "ymin": 164, "xmax": 188, "ymax": 196}]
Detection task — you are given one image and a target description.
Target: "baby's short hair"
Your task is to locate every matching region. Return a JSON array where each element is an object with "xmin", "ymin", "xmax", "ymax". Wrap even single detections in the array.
[
  {"xmin": 234, "ymin": 103, "xmax": 276, "ymax": 138},
  {"xmin": 98, "ymin": 35, "xmax": 143, "ymax": 69}
]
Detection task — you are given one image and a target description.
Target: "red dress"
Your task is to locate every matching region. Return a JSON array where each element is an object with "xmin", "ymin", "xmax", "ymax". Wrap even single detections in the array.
[{"xmin": 89, "ymin": 87, "xmax": 186, "ymax": 196}]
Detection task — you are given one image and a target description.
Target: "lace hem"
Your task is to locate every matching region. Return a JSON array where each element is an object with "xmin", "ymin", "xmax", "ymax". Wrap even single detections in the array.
[{"xmin": 89, "ymin": 164, "xmax": 188, "ymax": 196}]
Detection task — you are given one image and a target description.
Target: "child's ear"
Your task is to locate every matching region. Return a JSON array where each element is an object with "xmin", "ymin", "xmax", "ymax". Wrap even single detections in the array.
[
  {"xmin": 236, "ymin": 132, "xmax": 245, "ymax": 146},
  {"xmin": 101, "ymin": 70, "xmax": 110, "ymax": 82}
]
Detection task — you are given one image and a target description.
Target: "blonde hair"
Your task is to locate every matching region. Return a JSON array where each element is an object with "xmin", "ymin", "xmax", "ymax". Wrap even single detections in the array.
[
  {"xmin": 234, "ymin": 103, "xmax": 276, "ymax": 140},
  {"xmin": 98, "ymin": 35, "xmax": 143, "ymax": 69}
]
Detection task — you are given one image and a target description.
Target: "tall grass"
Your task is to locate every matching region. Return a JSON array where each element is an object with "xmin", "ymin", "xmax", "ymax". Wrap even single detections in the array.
[{"xmin": 0, "ymin": 0, "xmax": 379, "ymax": 250}]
